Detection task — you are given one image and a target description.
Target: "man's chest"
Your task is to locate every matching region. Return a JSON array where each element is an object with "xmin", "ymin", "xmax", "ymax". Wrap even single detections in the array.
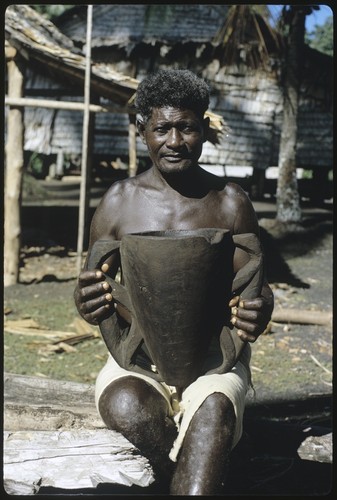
[{"xmin": 117, "ymin": 193, "xmax": 228, "ymax": 236}]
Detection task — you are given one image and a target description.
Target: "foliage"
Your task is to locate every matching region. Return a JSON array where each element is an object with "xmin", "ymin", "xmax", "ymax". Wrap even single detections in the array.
[{"xmin": 306, "ymin": 16, "xmax": 333, "ymax": 56}]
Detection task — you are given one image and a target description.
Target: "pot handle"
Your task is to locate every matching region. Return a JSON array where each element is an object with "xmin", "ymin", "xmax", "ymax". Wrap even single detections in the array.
[
  {"xmin": 232, "ymin": 233, "xmax": 264, "ymax": 299},
  {"xmin": 87, "ymin": 239, "xmax": 133, "ymax": 312}
]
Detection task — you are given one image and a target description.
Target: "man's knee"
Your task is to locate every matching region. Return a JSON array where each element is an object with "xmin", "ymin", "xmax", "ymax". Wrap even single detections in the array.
[
  {"xmin": 192, "ymin": 392, "xmax": 236, "ymax": 433},
  {"xmin": 98, "ymin": 376, "xmax": 168, "ymax": 432},
  {"xmin": 203, "ymin": 392, "xmax": 235, "ymax": 417}
]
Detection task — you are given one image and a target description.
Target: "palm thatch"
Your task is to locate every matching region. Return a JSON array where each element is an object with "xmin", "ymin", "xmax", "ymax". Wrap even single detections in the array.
[
  {"xmin": 5, "ymin": 5, "xmax": 138, "ymax": 107},
  {"xmin": 213, "ymin": 5, "xmax": 284, "ymax": 70}
]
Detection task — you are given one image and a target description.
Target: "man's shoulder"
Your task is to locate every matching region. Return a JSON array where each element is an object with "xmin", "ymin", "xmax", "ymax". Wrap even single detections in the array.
[
  {"xmin": 200, "ymin": 169, "xmax": 247, "ymax": 199},
  {"xmin": 216, "ymin": 181, "xmax": 250, "ymax": 205},
  {"xmin": 102, "ymin": 170, "xmax": 151, "ymax": 202},
  {"xmin": 223, "ymin": 181, "xmax": 247, "ymax": 197}
]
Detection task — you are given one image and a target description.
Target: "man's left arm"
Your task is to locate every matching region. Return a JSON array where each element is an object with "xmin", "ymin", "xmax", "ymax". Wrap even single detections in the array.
[
  {"xmin": 229, "ymin": 184, "xmax": 274, "ymax": 342},
  {"xmin": 229, "ymin": 280, "xmax": 274, "ymax": 343}
]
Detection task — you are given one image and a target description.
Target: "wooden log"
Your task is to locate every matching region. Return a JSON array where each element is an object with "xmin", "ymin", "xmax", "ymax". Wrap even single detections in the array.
[
  {"xmin": 272, "ymin": 307, "xmax": 332, "ymax": 326},
  {"xmin": 3, "ymin": 372, "xmax": 103, "ymax": 431},
  {"xmin": 3, "ymin": 373, "xmax": 155, "ymax": 494},
  {"xmin": 4, "ymin": 429, "xmax": 154, "ymax": 495},
  {"xmin": 3, "ymin": 372, "xmax": 332, "ymax": 496},
  {"xmin": 297, "ymin": 432, "xmax": 332, "ymax": 464}
]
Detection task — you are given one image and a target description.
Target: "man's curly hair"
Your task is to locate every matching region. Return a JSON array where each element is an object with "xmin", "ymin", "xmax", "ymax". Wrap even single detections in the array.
[{"xmin": 135, "ymin": 69, "xmax": 210, "ymax": 122}]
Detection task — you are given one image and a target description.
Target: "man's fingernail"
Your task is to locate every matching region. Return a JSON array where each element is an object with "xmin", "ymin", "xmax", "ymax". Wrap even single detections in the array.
[
  {"xmin": 231, "ymin": 316, "xmax": 237, "ymax": 325},
  {"xmin": 101, "ymin": 263, "xmax": 109, "ymax": 272},
  {"xmin": 239, "ymin": 300, "xmax": 244, "ymax": 308},
  {"xmin": 105, "ymin": 293, "xmax": 113, "ymax": 302},
  {"xmin": 231, "ymin": 306, "xmax": 238, "ymax": 316},
  {"xmin": 96, "ymin": 271, "xmax": 102, "ymax": 278},
  {"xmin": 102, "ymin": 282, "xmax": 109, "ymax": 290}
]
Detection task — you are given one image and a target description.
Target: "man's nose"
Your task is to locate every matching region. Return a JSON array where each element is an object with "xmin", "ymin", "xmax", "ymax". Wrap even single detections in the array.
[{"xmin": 166, "ymin": 128, "xmax": 183, "ymax": 148}]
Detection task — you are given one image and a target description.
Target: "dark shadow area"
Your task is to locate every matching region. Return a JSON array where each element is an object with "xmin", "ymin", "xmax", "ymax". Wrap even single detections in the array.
[
  {"xmin": 19, "ymin": 274, "xmax": 76, "ymax": 285},
  {"xmin": 226, "ymin": 395, "xmax": 333, "ymax": 495},
  {"xmin": 38, "ymin": 482, "xmax": 170, "ymax": 496},
  {"xmin": 226, "ymin": 455, "xmax": 332, "ymax": 496},
  {"xmin": 260, "ymin": 227, "xmax": 310, "ymax": 288},
  {"xmin": 21, "ymin": 206, "xmax": 96, "ymax": 250},
  {"xmin": 259, "ymin": 215, "xmax": 332, "ymax": 288}
]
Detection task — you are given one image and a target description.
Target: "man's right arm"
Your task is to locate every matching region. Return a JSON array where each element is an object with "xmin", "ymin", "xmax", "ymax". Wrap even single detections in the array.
[{"xmin": 73, "ymin": 196, "xmax": 120, "ymax": 325}]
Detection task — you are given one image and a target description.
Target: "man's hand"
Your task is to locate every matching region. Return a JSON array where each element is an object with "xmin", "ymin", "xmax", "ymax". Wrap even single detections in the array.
[
  {"xmin": 74, "ymin": 269, "xmax": 113, "ymax": 325},
  {"xmin": 229, "ymin": 285, "xmax": 274, "ymax": 343}
]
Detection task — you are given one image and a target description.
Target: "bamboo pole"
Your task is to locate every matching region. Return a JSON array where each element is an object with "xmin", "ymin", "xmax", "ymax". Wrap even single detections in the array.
[
  {"xmin": 76, "ymin": 5, "xmax": 93, "ymax": 275},
  {"xmin": 4, "ymin": 49, "xmax": 25, "ymax": 286},
  {"xmin": 5, "ymin": 96, "xmax": 135, "ymax": 114},
  {"xmin": 128, "ymin": 113, "xmax": 137, "ymax": 177}
]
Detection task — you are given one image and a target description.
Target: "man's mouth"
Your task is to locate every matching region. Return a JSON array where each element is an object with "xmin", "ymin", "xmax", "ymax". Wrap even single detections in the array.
[{"xmin": 162, "ymin": 154, "xmax": 186, "ymax": 162}]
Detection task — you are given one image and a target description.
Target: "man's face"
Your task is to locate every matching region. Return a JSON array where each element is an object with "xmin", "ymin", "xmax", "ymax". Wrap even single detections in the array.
[{"xmin": 138, "ymin": 107, "xmax": 209, "ymax": 174}]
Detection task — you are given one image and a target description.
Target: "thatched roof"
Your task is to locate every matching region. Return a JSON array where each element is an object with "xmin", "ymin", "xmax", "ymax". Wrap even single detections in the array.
[
  {"xmin": 55, "ymin": 4, "xmax": 230, "ymax": 49},
  {"xmin": 5, "ymin": 5, "xmax": 225, "ymax": 142},
  {"xmin": 5, "ymin": 5, "xmax": 138, "ymax": 107}
]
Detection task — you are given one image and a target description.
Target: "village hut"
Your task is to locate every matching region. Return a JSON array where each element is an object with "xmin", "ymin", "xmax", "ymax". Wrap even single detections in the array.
[{"xmin": 5, "ymin": 4, "xmax": 333, "ymax": 197}]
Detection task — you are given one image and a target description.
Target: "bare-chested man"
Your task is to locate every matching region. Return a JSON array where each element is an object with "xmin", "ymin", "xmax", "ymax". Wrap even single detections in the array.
[{"xmin": 74, "ymin": 69, "xmax": 274, "ymax": 495}]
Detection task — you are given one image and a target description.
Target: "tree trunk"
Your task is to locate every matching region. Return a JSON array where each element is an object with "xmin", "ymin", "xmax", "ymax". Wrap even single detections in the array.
[
  {"xmin": 276, "ymin": 8, "xmax": 306, "ymax": 223},
  {"xmin": 4, "ymin": 48, "xmax": 25, "ymax": 286}
]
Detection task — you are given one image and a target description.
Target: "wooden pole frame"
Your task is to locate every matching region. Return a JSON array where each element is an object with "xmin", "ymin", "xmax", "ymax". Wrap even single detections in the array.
[
  {"xmin": 5, "ymin": 96, "xmax": 135, "ymax": 115},
  {"xmin": 4, "ymin": 7, "xmax": 140, "ymax": 284},
  {"xmin": 4, "ymin": 49, "xmax": 25, "ymax": 287},
  {"xmin": 76, "ymin": 5, "xmax": 93, "ymax": 274}
]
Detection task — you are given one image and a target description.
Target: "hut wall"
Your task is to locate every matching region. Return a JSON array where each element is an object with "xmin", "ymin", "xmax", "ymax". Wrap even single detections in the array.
[
  {"xmin": 20, "ymin": 4, "xmax": 332, "ymax": 174},
  {"xmin": 22, "ymin": 58, "xmax": 332, "ymax": 174}
]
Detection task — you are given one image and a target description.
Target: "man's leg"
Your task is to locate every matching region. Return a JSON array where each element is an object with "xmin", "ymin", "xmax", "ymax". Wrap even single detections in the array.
[
  {"xmin": 98, "ymin": 376, "xmax": 178, "ymax": 480},
  {"xmin": 170, "ymin": 392, "xmax": 235, "ymax": 495}
]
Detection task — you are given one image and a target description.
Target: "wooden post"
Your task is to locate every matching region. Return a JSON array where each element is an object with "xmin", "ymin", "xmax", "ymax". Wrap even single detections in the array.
[
  {"xmin": 128, "ymin": 113, "xmax": 137, "ymax": 177},
  {"xmin": 76, "ymin": 5, "xmax": 93, "ymax": 275},
  {"xmin": 4, "ymin": 46, "xmax": 25, "ymax": 286}
]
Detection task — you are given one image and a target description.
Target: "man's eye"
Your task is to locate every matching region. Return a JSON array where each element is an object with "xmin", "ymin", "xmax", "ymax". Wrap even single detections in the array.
[{"xmin": 180, "ymin": 124, "xmax": 198, "ymax": 133}]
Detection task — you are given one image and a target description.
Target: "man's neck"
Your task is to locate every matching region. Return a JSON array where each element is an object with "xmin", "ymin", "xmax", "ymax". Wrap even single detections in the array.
[{"xmin": 153, "ymin": 165, "xmax": 210, "ymax": 199}]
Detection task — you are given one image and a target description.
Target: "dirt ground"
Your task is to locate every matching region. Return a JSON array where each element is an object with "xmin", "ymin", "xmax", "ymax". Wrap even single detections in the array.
[{"xmin": 3, "ymin": 196, "xmax": 333, "ymax": 496}]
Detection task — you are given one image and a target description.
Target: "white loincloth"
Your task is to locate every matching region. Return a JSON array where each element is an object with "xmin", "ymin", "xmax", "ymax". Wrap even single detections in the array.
[{"xmin": 95, "ymin": 344, "xmax": 251, "ymax": 462}]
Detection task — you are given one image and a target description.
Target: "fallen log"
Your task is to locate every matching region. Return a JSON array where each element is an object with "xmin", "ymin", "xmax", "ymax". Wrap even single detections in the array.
[
  {"xmin": 3, "ymin": 372, "xmax": 103, "ymax": 431},
  {"xmin": 3, "ymin": 373, "xmax": 155, "ymax": 495},
  {"xmin": 297, "ymin": 432, "xmax": 332, "ymax": 464},
  {"xmin": 3, "ymin": 373, "xmax": 332, "ymax": 495},
  {"xmin": 4, "ymin": 429, "xmax": 154, "ymax": 495},
  {"xmin": 271, "ymin": 308, "xmax": 332, "ymax": 326}
]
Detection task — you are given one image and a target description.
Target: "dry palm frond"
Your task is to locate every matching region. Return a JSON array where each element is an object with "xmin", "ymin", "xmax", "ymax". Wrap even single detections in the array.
[{"xmin": 213, "ymin": 5, "xmax": 283, "ymax": 70}]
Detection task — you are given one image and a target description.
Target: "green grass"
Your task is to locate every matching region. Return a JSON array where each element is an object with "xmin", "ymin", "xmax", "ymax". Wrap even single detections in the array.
[
  {"xmin": 4, "ymin": 331, "xmax": 107, "ymax": 383},
  {"xmin": 4, "ymin": 280, "xmax": 108, "ymax": 383}
]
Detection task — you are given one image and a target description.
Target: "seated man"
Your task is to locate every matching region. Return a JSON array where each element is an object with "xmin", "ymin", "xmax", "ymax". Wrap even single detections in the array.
[{"xmin": 74, "ymin": 69, "xmax": 274, "ymax": 495}]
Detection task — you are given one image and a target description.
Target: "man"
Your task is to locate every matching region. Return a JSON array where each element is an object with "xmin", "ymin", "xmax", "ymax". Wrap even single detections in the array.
[{"xmin": 74, "ymin": 69, "xmax": 274, "ymax": 495}]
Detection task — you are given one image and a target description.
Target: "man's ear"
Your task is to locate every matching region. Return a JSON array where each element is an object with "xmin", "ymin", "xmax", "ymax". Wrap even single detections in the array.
[
  {"xmin": 202, "ymin": 116, "xmax": 210, "ymax": 143},
  {"xmin": 137, "ymin": 119, "xmax": 147, "ymax": 144}
]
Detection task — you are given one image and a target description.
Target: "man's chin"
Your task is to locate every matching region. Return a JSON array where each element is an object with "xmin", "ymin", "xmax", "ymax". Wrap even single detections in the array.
[{"xmin": 158, "ymin": 161, "xmax": 193, "ymax": 174}]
